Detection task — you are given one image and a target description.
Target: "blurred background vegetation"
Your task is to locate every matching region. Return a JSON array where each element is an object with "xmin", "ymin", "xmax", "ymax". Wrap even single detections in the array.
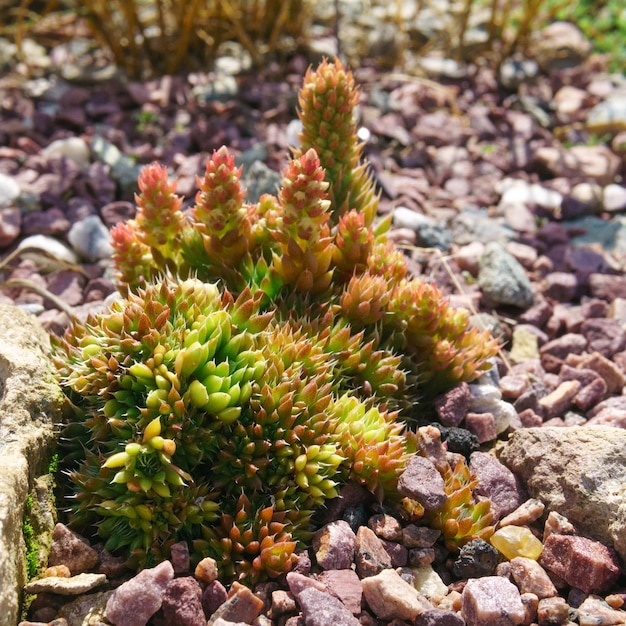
[{"xmin": 0, "ymin": 0, "xmax": 624, "ymax": 79}]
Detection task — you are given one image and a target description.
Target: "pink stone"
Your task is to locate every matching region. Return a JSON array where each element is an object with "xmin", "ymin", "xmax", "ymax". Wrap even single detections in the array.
[
  {"xmin": 318, "ymin": 568, "xmax": 363, "ymax": 615},
  {"xmin": 355, "ymin": 526, "xmax": 392, "ymax": 578},
  {"xmin": 434, "ymin": 382, "xmax": 470, "ymax": 427},
  {"xmin": 461, "ymin": 576, "xmax": 526, "ymax": 626},
  {"xmin": 539, "ymin": 534, "xmax": 621, "ymax": 594},
  {"xmin": 499, "ymin": 375, "xmax": 530, "ymax": 400},
  {"xmin": 48, "ymin": 523, "xmax": 99, "ymax": 575},
  {"xmin": 510, "ymin": 557, "xmax": 558, "ymax": 599},
  {"xmin": 368, "ymin": 514, "xmax": 403, "ymax": 542},
  {"xmin": 397, "ymin": 455, "xmax": 446, "ymax": 510},
  {"xmin": 581, "ymin": 318, "xmax": 626, "ymax": 358},
  {"xmin": 105, "ymin": 561, "xmax": 174, "ymax": 626},
  {"xmin": 542, "ymin": 272, "xmax": 578, "ymax": 302},
  {"xmin": 208, "ymin": 583, "xmax": 264, "ymax": 624},
  {"xmin": 313, "ymin": 520, "xmax": 357, "ymax": 570},
  {"xmin": 0, "ymin": 206, "xmax": 21, "ymax": 247},
  {"xmin": 297, "ymin": 587, "xmax": 361, "ymax": 626},
  {"xmin": 161, "ymin": 577, "xmax": 205, "ymax": 626},
  {"xmin": 470, "ymin": 452, "xmax": 525, "ymax": 520}
]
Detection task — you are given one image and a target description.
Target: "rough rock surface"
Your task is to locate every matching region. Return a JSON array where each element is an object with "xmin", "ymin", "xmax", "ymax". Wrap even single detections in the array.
[
  {"xmin": 0, "ymin": 304, "xmax": 63, "ymax": 626},
  {"xmin": 498, "ymin": 426, "xmax": 626, "ymax": 560}
]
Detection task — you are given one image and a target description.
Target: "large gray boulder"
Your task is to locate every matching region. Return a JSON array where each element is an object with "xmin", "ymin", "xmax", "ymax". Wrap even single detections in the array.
[
  {"xmin": 0, "ymin": 304, "xmax": 63, "ymax": 626},
  {"xmin": 498, "ymin": 426, "xmax": 626, "ymax": 561}
]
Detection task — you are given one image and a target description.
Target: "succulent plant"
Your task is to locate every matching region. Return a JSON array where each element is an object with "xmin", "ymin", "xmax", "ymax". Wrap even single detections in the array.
[
  {"xmin": 422, "ymin": 457, "xmax": 495, "ymax": 551},
  {"xmin": 55, "ymin": 57, "xmax": 499, "ymax": 583}
]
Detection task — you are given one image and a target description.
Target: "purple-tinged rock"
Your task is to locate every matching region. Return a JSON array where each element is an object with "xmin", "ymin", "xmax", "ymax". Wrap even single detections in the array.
[
  {"xmin": 542, "ymin": 272, "xmax": 578, "ymax": 302},
  {"xmin": 355, "ymin": 526, "xmax": 392, "ymax": 578},
  {"xmin": 161, "ymin": 577, "xmax": 205, "ymax": 626},
  {"xmin": 380, "ymin": 539, "xmax": 408, "ymax": 567},
  {"xmin": 361, "ymin": 568, "xmax": 434, "ymax": 621},
  {"xmin": 510, "ymin": 557, "xmax": 558, "ymax": 599},
  {"xmin": 470, "ymin": 452, "xmax": 526, "ymax": 520},
  {"xmin": 499, "ymin": 374, "xmax": 530, "ymax": 400},
  {"xmin": 558, "ymin": 364, "xmax": 602, "ymax": 387},
  {"xmin": 580, "ymin": 318, "xmax": 626, "ymax": 358},
  {"xmin": 570, "ymin": 351, "xmax": 625, "ymax": 395},
  {"xmin": 540, "ymin": 333, "xmax": 587, "ymax": 360},
  {"xmin": 409, "ymin": 548, "xmax": 436, "ymax": 568},
  {"xmin": 206, "ymin": 583, "xmax": 264, "ymax": 625},
  {"xmin": 100, "ymin": 200, "xmax": 136, "ymax": 227},
  {"xmin": 22, "ymin": 208, "xmax": 70, "ymax": 237},
  {"xmin": 402, "ymin": 525, "xmax": 441, "ymax": 549},
  {"xmin": 318, "ymin": 568, "xmax": 363, "ymax": 615},
  {"xmin": 461, "ymin": 576, "xmax": 526, "ymax": 626},
  {"xmin": 414, "ymin": 608, "xmax": 465, "ymax": 626},
  {"xmin": 201, "ymin": 580, "xmax": 228, "ymax": 616},
  {"xmin": 434, "ymin": 383, "xmax": 470, "ymax": 428},
  {"xmin": 296, "ymin": 586, "xmax": 361, "ymax": 626},
  {"xmin": 48, "ymin": 524, "xmax": 99, "ymax": 575},
  {"xmin": 312, "ymin": 520, "xmax": 356, "ymax": 570},
  {"xmin": 397, "ymin": 455, "xmax": 446, "ymax": 510},
  {"xmin": 105, "ymin": 560, "xmax": 174, "ymax": 626},
  {"xmin": 169, "ymin": 541, "xmax": 190, "ymax": 575},
  {"xmin": 589, "ymin": 273, "xmax": 626, "ymax": 302},
  {"xmin": 464, "ymin": 411, "xmax": 497, "ymax": 443},
  {"xmin": 286, "ymin": 571, "xmax": 327, "ymax": 599},
  {"xmin": 540, "ymin": 534, "xmax": 620, "ymax": 594},
  {"xmin": 573, "ymin": 378, "xmax": 607, "ymax": 412}
]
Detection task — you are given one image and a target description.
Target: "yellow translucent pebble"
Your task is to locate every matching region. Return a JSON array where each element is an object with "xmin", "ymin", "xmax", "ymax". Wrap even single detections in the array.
[{"xmin": 490, "ymin": 525, "xmax": 543, "ymax": 560}]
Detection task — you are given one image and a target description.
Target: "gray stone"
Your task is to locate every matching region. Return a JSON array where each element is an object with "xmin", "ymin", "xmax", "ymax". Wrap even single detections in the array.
[
  {"xmin": 533, "ymin": 21, "xmax": 591, "ymax": 72},
  {"xmin": 41, "ymin": 137, "xmax": 91, "ymax": 169},
  {"xmin": 58, "ymin": 590, "xmax": 114, "ymax": 626},
  {"xmin": 17, "ymin": 234, "xmax": 79, "ymax": 271},
  {"xmin": 67, "ymin": 215, "xmax": 113, "ymax": 262},
  {"xmin": 0, "ymin": 305, "xmax": 63, "ymax": 626},
  {"xmin": 240, "ymin": 160, "xmax": 281, "ymax": 204},
  {"xmin": 587, "ymin": 97, "xmax": 626, "ymax": 135},
  {"xmin": 0, "ymin": 171, "xmax": 20, "ymax": 208},
  {"xmin": 91, "ymin": 135, "xmax": 141, "ymax": 192},
  {"xmin": 498, "ymin": 179, "xmax": 562, "ymax": 211},
  {"xmin": 478, "ymin": 241, "xmax": 534, "ymax": 309},
  {"xmin": 498, "ymin": 426, "xmax": 626, "ymax": 560},
  {"xmin": 603, "ymin": 184, "xmax": 626, "ymax": 213},
  {"xmin": 498, "ymin": 57, "xmax": 539, "ymax": 90}
]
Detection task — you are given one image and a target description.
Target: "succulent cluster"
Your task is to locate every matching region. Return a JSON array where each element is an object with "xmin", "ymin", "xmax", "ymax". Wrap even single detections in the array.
[{"xmin": 54, "ymin": 58, "xmax": 498, "ymax": 583}]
